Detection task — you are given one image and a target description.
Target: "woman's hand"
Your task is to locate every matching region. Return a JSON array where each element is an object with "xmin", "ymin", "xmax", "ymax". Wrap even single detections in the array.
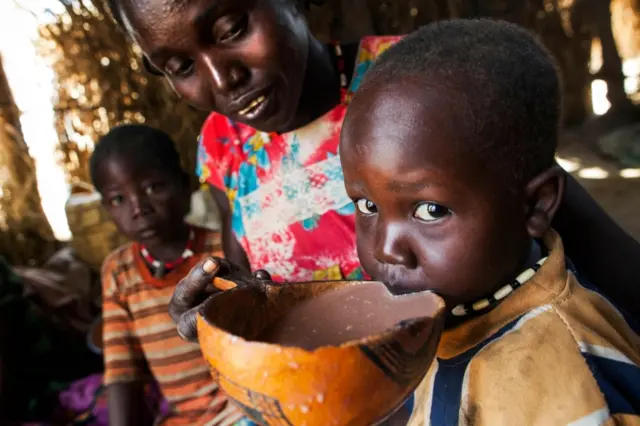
[{"xmin": 169, "ymin": 257, "xmax": 272, "ymax": 342}]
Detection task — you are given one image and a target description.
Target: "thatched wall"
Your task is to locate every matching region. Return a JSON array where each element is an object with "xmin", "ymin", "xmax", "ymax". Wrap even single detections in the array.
[
  {"xmin": 307, "ymin": 0, "xmax": 598, "ymax": 125},
  {"xmin": 0, "ymin": 55, "xmax": 57, "ymax": 265},
  {"xmin": 36, "ymin": 0, "xmax": 208, "ymax": 192}
]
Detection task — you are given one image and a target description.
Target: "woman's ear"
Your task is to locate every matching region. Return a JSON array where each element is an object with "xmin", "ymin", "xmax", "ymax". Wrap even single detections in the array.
[{"xmin": 525, "ymin": 165, "xmax": 566, "ymax": 239}]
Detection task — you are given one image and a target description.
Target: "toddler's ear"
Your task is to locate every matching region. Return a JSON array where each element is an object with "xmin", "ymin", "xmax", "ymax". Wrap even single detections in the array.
[{"xmin": 525, "ymin": 165, "xmax": 566, "ymax": 238}]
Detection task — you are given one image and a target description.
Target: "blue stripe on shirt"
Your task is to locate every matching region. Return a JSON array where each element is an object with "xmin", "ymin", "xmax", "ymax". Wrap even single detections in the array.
[
  {"xmin": 430, "ymin": 313, "xmax": 525, "ymax": 426},
  {"xmin": 583, "ymin": 353, "xmax": 640, "ymax": 415}
]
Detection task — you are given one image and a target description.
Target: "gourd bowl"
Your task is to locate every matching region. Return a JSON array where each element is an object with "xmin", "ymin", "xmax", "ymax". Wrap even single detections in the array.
[{"xmin": 197, "ymin": 279, "xmax": 445, "ymax": 426}]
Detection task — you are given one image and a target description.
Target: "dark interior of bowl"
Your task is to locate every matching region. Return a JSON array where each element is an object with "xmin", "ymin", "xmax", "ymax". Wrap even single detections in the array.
[{"xmin": 200, "ymin": 281, "xmax": 442, "ymax": 350}]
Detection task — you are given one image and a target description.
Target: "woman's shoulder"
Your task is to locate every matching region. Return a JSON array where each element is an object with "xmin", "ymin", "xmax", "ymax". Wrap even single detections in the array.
[
  {"xmin": 347, "ymin": 35, "xmax": 404, "ymax": 101},
  {"xmin": 358, "ymin": 35, "xmax": 404, "ymax": 56}
]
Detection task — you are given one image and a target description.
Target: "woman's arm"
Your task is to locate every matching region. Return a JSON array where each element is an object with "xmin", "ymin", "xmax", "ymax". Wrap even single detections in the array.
[
  {"xmin": 553, "ymin": 173, "xmax": 640, "ymax": 318},
  {"xmin": 208, "ymin": 184, "xmax": 251, "ymax": 272},
  {"xmin": 107, "ymin": 382, "xmax": 153, "ymax": 426}
]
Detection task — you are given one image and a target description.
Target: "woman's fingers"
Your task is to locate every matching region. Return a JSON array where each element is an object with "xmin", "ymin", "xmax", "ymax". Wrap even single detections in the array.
[
  {"xmin": 169, "ymin": 257, "xmax": 220, "ymax": 326},
  {"xmin": 176, "ymin": 305, "xmax": 202, "ymax": 343},
  {"xmin": 253, "ymin": 269, "xmax": 272, "ymax": 281},
  {"xmin": 170, "ymin": 258, "xmax": 272, "ymax": 342}
]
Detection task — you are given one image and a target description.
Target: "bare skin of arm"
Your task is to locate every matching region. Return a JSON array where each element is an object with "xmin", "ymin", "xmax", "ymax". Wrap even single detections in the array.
[
  {"xmin": 208, "ymin": 185, "xmax": 251, "ymax": 272},
  {"xmin": 107, "ymin": 382, "xmax": 154, "ymax": 426}
]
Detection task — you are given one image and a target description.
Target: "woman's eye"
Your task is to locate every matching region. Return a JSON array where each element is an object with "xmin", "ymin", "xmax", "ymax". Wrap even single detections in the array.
[
  {"xmin": 165, "ymin": 59, "xmax": 195, "ymax": 78},
  {"xmin": 355, "ymin": 199, "xmax": 378, "ymax": 215},
  {"xmin": 413, "ymin": 202, "xmax": 450, "ymax": 222},
  {"xmin": 109, "ymin": 195, "xmax": 124, "ymax": 207},
  {"xmin": 216, "ymin": 14, "xmax": 248, "ymax": 42}
]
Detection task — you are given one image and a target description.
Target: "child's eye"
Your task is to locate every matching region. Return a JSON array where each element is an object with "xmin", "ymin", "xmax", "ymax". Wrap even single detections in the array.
[
  {"xmin": 215, "ymin": 14, "xmax": 249, "ymax": 43},
  {"xmin": 109, "ymin": 195, "xmax": 124, "ymax": 207},
  {"xmin": 355, "ymin": 198, "xmax": 378, "ymax": 215},
  {"xmin": 413, "ymin": 202, "xmax": 450, "ymax": 222},
  {"xmin": 144, "ymin": 184, "xmax": 158, "ymax": 195}
]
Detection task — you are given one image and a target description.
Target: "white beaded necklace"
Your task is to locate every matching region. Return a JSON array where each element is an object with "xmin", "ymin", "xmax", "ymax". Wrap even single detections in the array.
[{"xmin": 451, "ymin": 256, "xmax": 548, "ymax": 317}]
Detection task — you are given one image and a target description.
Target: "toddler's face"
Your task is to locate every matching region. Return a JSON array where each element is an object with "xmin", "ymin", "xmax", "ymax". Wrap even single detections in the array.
[
  {"xmin": 340, "ymin": 79, "xmax": 531, "ymax": 307},
  {"xmin": 97, "ymin": 154, "xmax": 190, "ymax": 246}
]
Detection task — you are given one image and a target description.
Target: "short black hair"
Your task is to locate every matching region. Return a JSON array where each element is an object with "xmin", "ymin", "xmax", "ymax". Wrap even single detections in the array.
[
  {"xmin": 358, "ymin": 19, "xmax": 561, "ymax": 187},
  {"xmin": 90, "ymin": 124, "xmax": 185, "ymax": 191}
]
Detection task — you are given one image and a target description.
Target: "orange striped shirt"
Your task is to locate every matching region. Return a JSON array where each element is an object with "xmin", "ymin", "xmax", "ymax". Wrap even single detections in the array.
[{"xmin": 101, "ymin": 226, "xmax": 244, "ymax": 426}]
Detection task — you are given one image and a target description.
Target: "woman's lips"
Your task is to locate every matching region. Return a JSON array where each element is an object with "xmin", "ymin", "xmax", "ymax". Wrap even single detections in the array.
[
  {"xmin": 239, "ymin": 95, "xmax": 266, "ymax": 116},
  {"xmin": 235, "ymin": 87, "xmax": 275, "ymax": 123}
]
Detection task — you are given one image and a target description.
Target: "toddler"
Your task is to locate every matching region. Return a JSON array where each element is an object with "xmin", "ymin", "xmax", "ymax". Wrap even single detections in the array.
[
  {"xmin": 92, "ymin": 124, "xmax": 253, "ymax": 425},
  {"xmin": 340, "ymin": 19, "xmax": 640, "ymax": 425}
]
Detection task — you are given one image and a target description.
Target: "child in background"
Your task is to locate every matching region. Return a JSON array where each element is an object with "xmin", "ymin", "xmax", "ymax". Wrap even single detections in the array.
[
  {"xmin": 91, "ymin": 124, "xmax": 252, "ymax": 425},
  {"xmin": 339, "ymin": 20, "xmax": 640, "ymax": 424}
]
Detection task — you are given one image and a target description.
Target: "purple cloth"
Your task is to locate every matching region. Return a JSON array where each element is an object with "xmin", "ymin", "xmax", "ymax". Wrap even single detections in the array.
[{"xmin": 55, "ymin": 374, "xmax": 169, "ymax": 425}]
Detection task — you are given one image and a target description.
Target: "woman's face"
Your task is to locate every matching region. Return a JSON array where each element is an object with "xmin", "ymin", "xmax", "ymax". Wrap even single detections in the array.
[{"xmin": 118, "ymin": 0, "xmax": 310, "ymax": 133}]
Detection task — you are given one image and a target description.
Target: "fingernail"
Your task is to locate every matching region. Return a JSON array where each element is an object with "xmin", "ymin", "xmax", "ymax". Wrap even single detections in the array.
[{"xmin": 203, "ymin": 258, "xmax": 217, "ymax": 274}]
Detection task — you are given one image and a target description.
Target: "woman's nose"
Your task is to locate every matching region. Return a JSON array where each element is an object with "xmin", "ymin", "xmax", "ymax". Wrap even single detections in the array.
[
  {"xmin": 201, "ymin": 53, "xmax": 249, "ymax": 94},
  {"xmin": 374, "ymin": 222, "xmax": 418, "ymax": 269}
]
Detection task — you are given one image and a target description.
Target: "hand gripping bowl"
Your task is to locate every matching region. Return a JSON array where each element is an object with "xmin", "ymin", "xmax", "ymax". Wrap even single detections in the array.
[{"xmin": 197, "ymin": 279, "xmax": 445, "ymax": 426}]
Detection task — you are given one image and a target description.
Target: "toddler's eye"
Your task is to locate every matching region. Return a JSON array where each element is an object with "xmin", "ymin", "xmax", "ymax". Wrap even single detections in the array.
[
  {"xmin": 109, "ymin": 195, "xmax": 124, "ymax": 207},
  {"xmin": 355, "ymin": 199, "xmax": 378, "ymax": 215},
  {"xmin": 144, "ymin": 184, "xmax": 156, "ymax": 196},
  {"xmin": 413, "ymin": 202, "xmax": 450, "ymax": 222}
]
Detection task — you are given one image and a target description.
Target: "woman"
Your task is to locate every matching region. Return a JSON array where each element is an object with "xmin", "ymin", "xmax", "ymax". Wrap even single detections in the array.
[{"xmin": 106, "ymin": 0, "xmax": 640, "ymax": 350}]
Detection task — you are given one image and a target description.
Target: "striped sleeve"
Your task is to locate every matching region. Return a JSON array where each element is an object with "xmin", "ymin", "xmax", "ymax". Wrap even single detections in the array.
[{"xmin": 101, "ymin": 254, "xmax": 151, "ymax": 385}]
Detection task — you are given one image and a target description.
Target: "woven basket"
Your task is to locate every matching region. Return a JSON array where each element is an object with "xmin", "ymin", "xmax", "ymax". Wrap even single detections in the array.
[{"xmin": 65, "ymin": 189, "xmax": 128, "ymax": 271}]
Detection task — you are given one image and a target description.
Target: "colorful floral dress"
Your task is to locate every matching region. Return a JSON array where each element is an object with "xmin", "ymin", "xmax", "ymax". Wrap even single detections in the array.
[{"xmin": 197, "ymin": 36, "xmax": 401, "ymax": 282}]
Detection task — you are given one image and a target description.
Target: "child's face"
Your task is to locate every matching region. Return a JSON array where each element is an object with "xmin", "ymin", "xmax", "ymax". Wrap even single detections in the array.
[
  {"xmin": 340, "ymin": 79, "xmax": 536, "ymax": 307},
  {"xmin": 97, "ymin": 155, "xmax": 190, "ymax": 245},
  {"xmin": 119, "ymin": 0, "xmax": 309, "ymax": 133}
]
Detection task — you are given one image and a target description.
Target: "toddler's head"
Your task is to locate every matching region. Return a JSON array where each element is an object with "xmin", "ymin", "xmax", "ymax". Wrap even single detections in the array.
[
  {"xmin": 90, "ymin": 124, "xmax": 191, "ymax": 245},
  {"xmin": 340, "ymin": 19, "xmax": 564, "ymax": 308}
]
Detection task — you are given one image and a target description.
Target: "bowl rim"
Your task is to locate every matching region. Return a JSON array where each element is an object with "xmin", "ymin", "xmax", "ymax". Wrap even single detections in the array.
[{"xmin": 197, "ymin": 280, "xmax": 446, "ymax": 354}]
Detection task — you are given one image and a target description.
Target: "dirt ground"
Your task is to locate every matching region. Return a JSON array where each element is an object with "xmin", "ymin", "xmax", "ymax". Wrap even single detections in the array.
[{"xmin": 558, "ymin": 140, "xmax": 640, "ymax": 240}]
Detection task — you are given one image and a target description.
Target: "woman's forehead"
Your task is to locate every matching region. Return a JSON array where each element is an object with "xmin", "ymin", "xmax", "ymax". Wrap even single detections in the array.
[{"xmin": 120, "ymin": 0, "xmax": 248, "ymax": 51}]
